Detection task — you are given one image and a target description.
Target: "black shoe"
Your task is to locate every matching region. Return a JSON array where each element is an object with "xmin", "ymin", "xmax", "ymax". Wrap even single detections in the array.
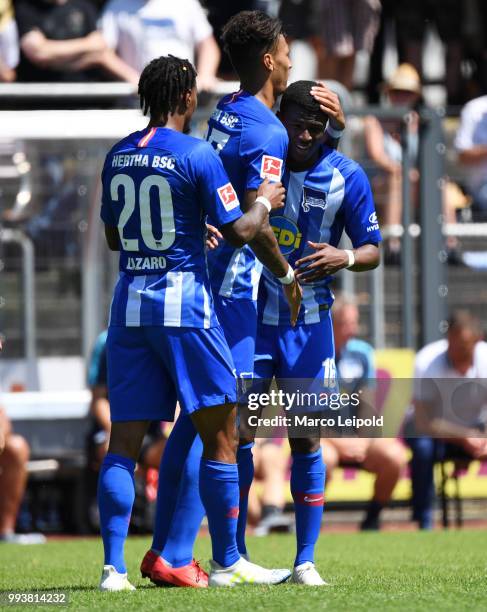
[{"xmin": 360, "ymin": 515, "xmax": 381, "ymax": 531}]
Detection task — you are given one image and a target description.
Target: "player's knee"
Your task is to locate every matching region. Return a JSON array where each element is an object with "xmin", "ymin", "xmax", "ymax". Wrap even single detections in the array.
[
  {"xmin": 4, "ymin": 434, "xmax": 30, "ymax": 466},
  {"xmin": 203, "ymin": 435, "xmax": 237, "ymax": 463},
  {"xmin": 108, "ymin": 421, "xmax": 148, "ymax": 461}
]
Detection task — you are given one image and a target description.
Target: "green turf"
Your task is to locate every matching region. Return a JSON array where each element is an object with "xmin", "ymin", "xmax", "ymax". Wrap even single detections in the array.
[{"xmin": 0, "ymin": 531, "xmax": 486, "ymax": 611}]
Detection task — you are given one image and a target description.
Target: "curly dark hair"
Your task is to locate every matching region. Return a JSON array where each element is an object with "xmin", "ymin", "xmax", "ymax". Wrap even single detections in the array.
[
  {"xmin": 221, "ymin": 10, "xmax": 284, "ymax": 76},
  {"xmin": 280, "ymin": 80, "xmax": 328, "ymax": 123},
  {"xmin": 138, "ymin": 55, "xmax": 197, "ymax": 123}
]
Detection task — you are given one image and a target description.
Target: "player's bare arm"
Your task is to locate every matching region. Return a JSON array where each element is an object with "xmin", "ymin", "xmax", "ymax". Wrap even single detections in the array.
[
  {"xmin": 245, "ymin": 188, "xmax": 303, "ymax": 325},
  {"xmin": 310, "ymin": 83, "xmax": 345, "ymax": 149},
  {"xmin": 295, "ymin": 242, "xmax": 379, "ymax": 283},
  {"xmin": 219, "ymin": 178, "xmax": 284, "ymax": 247}
]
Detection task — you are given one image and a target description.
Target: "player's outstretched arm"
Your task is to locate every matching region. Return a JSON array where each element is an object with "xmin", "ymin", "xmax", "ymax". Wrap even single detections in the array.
[
  {"xmin": 219, "ymin": 181, "xmax": 302, "ymax": 325},
  {"xmin": 219, "ymin": 179, "xmax": 284, "ymax": 247},
  {"xmin": 295, "ymin": 242, "xmax": 379, "ymax": 283}
]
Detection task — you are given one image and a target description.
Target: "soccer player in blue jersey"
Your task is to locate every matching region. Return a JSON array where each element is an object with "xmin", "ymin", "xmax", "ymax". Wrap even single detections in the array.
[
  {"xmin": 96, "ymin": 54, "xmax": 295, "ymax": 591},
  {"xmin": 252, "ymin": 80, "xmax": 382, "ymax": 585},
  {"xmin": 141, "ymin": 12, "xmax": 348, "ymax": 587}
]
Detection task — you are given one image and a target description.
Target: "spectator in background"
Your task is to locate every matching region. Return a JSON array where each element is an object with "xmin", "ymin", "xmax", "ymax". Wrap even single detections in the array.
[
  {"xmin": 455, "ymin": 94, "xmax": 487, "ymax": 221},
  {"xmin": 203, "ymin": 0, "xmax": 254, "ymax": 78},
  {"xmin": 0, "ymin": 0, "xmax": 18, "ymax": 81},
  {"xmin": 85, "ymin": 331, "xmax": 167, "ymax": 527},
  {"xmin": 14, "ymin": 0, "xmax": 138, "ymax": 83},
  {"xmin": 99, "ymin": 0, "xmax": 220, "ymax": 90},
  {"xmin": 405, "ymin": 311, "xmax": 487, "ymax": 530},
  {"xmin": 247, "ymin": 440, "xmax": 291, "ymax": 536},
  {"xmin": 395, "ymin": 0, "xmax": 464, "ymax": 106},
  {"xmin": 0, "ymin": 408, "xmax": 45, "ymax": 544},
  {"xmin": 321, "ymin": 295, "xmax": 407, "ymax": 531},
  {"xmin": 364, "ymin": 63, "xmax": 421, "ymax": 263},
  {"xmin": 312, "ymin": 0, "xmax": 381, "ymax": 90},
  {"xmin": 364, "ymin": 64, "xmax": 460, "ymax": 264}
]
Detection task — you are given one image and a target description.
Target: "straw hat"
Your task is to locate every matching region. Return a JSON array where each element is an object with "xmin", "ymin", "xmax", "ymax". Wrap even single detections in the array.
[{"xmin": 386, "ymin": 64, "xmax": 422, "ymax": 95}]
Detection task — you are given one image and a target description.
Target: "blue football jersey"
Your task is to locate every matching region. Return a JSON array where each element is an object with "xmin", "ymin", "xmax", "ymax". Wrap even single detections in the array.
[
  {"xmin": 101, "ymin": 126, "xmax": 243, "ymax": 328},
  {"xmin": 258, "ymin": 147, "xmax": 382, "ymax": 326},
  {"xmin": 205, "ymin": 90, "xmax": 288, "ymax": 300}
]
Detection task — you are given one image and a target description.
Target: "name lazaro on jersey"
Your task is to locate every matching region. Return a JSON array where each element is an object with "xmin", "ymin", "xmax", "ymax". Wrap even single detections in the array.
[{"xmin": 101, "ymin": 126, "xmax": 242, "ymax": 328}]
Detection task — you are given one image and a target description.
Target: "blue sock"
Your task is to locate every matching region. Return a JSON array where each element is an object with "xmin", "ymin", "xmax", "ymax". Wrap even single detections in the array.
[
  {"xmin": 162, "ymin": 435, "xmax": 205, "ymax": 567},
  {"xmin": 236, "ymin": 443, "xmax": 254, "ymax": 556},
  {"xmin": 199, "ymin": 459, "xmax": 240, "ymax": 568},
  {"xmin": 290, "ymin": 450, "xmax": 326, "ymax": 567},
  {"xmin": 97, "ymin": 453, "xmax": 136, "ymax": 574},
  {"xmin": 151, "ymin": 416, "xmax": 197, "ymax": 554}
]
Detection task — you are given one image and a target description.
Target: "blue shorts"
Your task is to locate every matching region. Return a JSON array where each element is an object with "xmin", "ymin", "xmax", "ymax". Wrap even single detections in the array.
[
  {"xmin": 107, "ymin": 325, "xmax": 237, "ymax": 422},
  {"xmin": 214, "ymin": 295, "xmax": 257, "ymax": 378},
  {"xmin": 254, "ymin": 311, "xmax": 337, "ymax": 410}
]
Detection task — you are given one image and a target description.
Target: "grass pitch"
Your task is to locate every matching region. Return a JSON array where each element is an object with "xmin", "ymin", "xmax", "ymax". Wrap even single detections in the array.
[{"xmin": 0, "ymin": 531, "xmax": 486, "ymax": 611}]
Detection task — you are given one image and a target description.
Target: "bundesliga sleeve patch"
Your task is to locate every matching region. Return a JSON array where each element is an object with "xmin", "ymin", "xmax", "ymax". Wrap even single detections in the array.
[
  {"xmin": 260, "ymin": 155, "xmax": 283, "ymax": 181},
  {"xmin": 217, "ymin": 182, "xmax": 239, "ymax": 212}
]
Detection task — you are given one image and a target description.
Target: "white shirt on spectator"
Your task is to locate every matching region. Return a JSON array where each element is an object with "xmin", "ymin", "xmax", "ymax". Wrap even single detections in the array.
[
  {"xmin": 454, "ymin": 95, "xmax": 487, "ymax": 193},
  {"xmin": 100, "ymin": 0, "xmax": 213, "ymax": 73},
  {"xmin": 413, "ymin": 340, "xmax": 487, "ymax": 426}
]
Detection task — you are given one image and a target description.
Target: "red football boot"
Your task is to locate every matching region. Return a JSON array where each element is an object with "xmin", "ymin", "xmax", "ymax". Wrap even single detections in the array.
[
  {"xmin": 164, "ymin": 559, "xmax": 209, "ymax": 588},
  {"xmin": 141, "ymin": 549, "xmax": 208, "ymax": 588},
  {"xmin": 140, "ymin": 550, "xmax": 163, "ymax": 580}
]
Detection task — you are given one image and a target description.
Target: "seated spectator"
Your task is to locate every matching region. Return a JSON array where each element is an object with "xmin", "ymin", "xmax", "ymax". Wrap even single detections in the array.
[
  {"xmin": 99, "ymin": 0, "xmax": 220, "ymax": 91},
  {"xmin": 312, "ymin": 0, "xmax": 381, "ymax": 90},
  {"xmin": 364, "ymin": 64, "xmax": 460, "ymax": 263},
  {"xmin": 405, "ymin": 311, "xmax": 487, "ymax": 529},
  {"xmin": 85, "ymin": 331, "xmax": 167, "ymax": 527},
  {"xmin": 0, "ymin": 408, "xmax": 45, "ymax": 544},
  {"xmin": 0, "ymin": 0, "xmax": 18, "ymax": 82},
  {"xmin": 15, "ymin": 0, "xmax": 138, "ymax": 83},
  {"xmin": 247, "ymin": 439, "xmax": 291, "ymax": 535},
  {"xmin": 455, "ymin": 94, "xmax": 487, "ymax": 221},
  {"xmin": 321, "ymin": 295, "xmax": 407, "ymax": 530}
]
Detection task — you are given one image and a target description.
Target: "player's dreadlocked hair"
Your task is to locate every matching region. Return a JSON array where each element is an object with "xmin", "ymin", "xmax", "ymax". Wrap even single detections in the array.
[
  {"xmin": 280, "ymin": 80, "xmax": 328, "ymax": 123},
  {"xmin": 221, "ymin": 10, "xmax": 283, "ymax": 76},
  {"xmin": 138, "ymin": 55, "xmax": 197, "ymax": 123}
]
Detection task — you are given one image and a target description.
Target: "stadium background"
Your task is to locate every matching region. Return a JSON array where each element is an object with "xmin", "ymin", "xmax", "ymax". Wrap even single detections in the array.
[{"xmin": 1, "ymin": 0, "xmax": 487, "ymax": 535}]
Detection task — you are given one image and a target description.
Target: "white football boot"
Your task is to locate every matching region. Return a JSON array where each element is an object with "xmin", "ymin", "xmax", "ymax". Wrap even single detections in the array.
[
  {"xmin": 209, "ymin": 556, "xmax": 291, "ymax": 587},
  {"xmin": 99, "ymin": 565, "xmax": 136, "ymax": 591},
  {"xmin": 290, "ymin": 562, "xmax": 329, "ymax": 586}
]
